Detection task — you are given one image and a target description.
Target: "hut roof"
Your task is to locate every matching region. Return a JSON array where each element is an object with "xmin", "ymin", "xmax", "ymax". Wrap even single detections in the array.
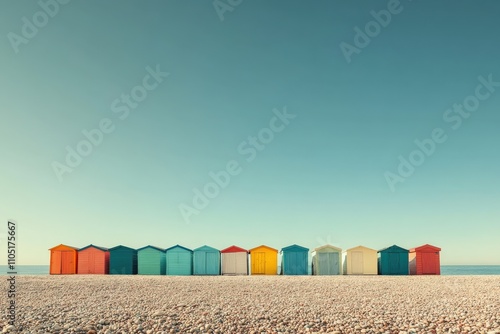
[{"xmin": 220, "ymin": 245, "xmax": 248, "ymax": 253}]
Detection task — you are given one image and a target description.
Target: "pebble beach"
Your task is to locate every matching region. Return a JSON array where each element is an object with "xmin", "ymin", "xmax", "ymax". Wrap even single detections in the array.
[{"xmin": 1, "ymin": 276, "xmax": 499, "ymax": 334}]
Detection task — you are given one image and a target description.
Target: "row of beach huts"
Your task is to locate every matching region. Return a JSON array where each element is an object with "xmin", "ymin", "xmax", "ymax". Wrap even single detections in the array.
[{"xmin": 49, "ymin": 243, "xmax": 441, "ymax": 276}]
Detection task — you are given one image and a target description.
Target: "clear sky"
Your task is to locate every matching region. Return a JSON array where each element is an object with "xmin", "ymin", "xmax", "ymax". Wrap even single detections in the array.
[{"xmin": 1, "ymin": 0, "xmax": 499, "ymax": 265}]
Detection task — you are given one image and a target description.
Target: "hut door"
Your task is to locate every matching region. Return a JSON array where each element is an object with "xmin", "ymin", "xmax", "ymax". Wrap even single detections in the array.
[
  {"xmin": 422, "ymin": 253, "xmax": 435, "ymax": 274},
  {"xmin": 178, "ymin": 252, "xmax": 191, "ymax": 275},
  {"xmin": 330, "ymin": 253, "xmax": 339, "ymax": 275},
  {"xmin": 206, "ymin": 252, "xmax": 218, "ymax": 274},
  {"xmin": 254, "ymin": 252, "xmax": 266, "ymax": 274},
  {"xmin": 318, "ymin": 253, "xmax": 329, "ymax": 275},
  {"xmin": 61, "ymin": 251, "xmax": 74, "ymax": 274},
  {"xmin": 389, "ymin": 253, "xmax": 400, "ymax": 274},
  {"xmin": 351, "ymin": 251, "xmax": 363, "ymax": 274},
  {"xmin": 88, "ymin": 252, "xmax": 96, "ymax": 274},
  {"xmin": 51, "ymin": 251, "xmax": 62, "ymax": 274},
  {"xmin": 225, "ymin": 253, "xmax": 236, "ymax": 274}
]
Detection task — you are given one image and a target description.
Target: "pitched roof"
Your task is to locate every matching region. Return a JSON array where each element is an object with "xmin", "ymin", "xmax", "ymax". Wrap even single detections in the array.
[
  {"xmin": 49, "ymin": 244, "xmax": 78, "ymax": 251},
  {"xmin": 249, "ymin": 245, "xmax": 278, "ymax": 253},
  {"xmin": 137, "ymin": 245, "xmax": 165, "ymax": 252},
  {"xmin": 220, "ymin": 245, "xmax": 248, "ymax": 253},
  {"xmin": 410, "ymin": 244, "xmax": 441, "ymax": 252},
  {"xmin": 313, "ymin": 244, "xmax": 342, "ymax": 252},
  {"xmin": 193, "ymin": 245, "xmax": 220, "ymax": 252},
  {"xmin": 108, "ymin": 245, "xmax": 137, "ymax": 252},
  {"xmin": 165, "ymin": 244, "xmax": 192, "ymax": 252},
  {"xmin": 280, "ymin": 244, "xmax": 309, "ymax": 253},
  {"xmin": 345, "ymin": 245, "xmax": 377, "ymax": 252},
  {"xmin": 78, "ymin": 244, "xmax": 108, "ymax": 252},
  {"xmin": 378, "ymin": 245, "xmax": 409, "ymax": 253}
]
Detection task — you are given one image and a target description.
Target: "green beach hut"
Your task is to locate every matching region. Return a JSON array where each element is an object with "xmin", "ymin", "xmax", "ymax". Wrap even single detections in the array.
[
  {"xmin": 109, "ymin": 245, "xmax": 137, "ymax": 275},
  {"xmin": 378, "ymin": 245, "xmax": 409, "ymax": 275},
  {"xmin": 137, "ymin": 246, "xmax": 166, "ymax": 275},
  {"xmin": 166, "ymin": 245, "xmax": 193, "ymax": 276},
  {"xmin": 193, "ymin": 245, "xmax": 220, "ymax": 275}
]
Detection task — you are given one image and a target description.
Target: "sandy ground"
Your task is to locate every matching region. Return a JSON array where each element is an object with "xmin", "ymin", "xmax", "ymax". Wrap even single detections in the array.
[{"xmin": 1, "ymin": 275, "xmax": 499, "ymax": 333}]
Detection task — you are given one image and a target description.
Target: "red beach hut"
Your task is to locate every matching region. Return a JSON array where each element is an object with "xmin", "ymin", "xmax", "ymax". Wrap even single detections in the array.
[
  {"xmin": 77, "ymin": 245, "xmax": 110, "ymax": 274},
  {"xmin": 49, "ymin": 244, "xmax": 78, "ymax": 275},
  {"xmin": 409, "ymin": 244, "xmax": 441, "ymax": 275}
]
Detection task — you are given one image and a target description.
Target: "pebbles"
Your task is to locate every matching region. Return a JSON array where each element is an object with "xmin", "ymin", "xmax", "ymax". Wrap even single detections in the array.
[{"xmin": 0, "ymin": 275, "xmax": 499, "ymax": 333}]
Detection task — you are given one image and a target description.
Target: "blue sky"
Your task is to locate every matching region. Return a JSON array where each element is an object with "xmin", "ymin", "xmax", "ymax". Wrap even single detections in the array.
[{"xmin": 1, "ymin": 0, "xmax": 499, "ymax": 265}]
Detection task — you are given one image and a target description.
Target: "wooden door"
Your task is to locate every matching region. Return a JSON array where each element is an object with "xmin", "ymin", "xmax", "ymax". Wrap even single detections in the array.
[
  {"xmin": 89, "ymin": 252, "xmax": 96, "ymax": 274},
  {"xmin": 389, "ymin": 252, "xmax": 400, "ymax": 274},
  {"xmin": 206, "ymin": 252, "xmax": 218, "ymax": 274},
  {"xmin": 254, "ymin": 252, "xmax": 265, "ymax": 274},
  {"xmin": 422, "ymin": 253, "xmax": 435, "ymax": 274},
  {"xmin": 61, "ymin": 251, "xmax": 74, "ymax": 274},
  {"xmin": 351, "ymin": 251, "xmax": 363, "ymax": 274},
  {"xmin": 318, "ymin": 253, "xmax": 329, "ymax": 275},
  {"xmin": 331, "ymin": 253, "xmax": 340, "ymax": 275},
  {"xmin": 224, "ymin": 253, "xmax": 236, "ymax": 274},
  {"xmin": 51, "ymin": 251, "xmax": 61, "ymax": 274}
]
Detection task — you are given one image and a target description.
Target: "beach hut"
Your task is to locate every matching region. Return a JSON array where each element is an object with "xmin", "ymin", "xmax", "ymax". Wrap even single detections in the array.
[
  {"xmin": 378, "ymin": 245, "xmax": 409, "ymax": 275},
  {"xmin": 166, "ymin": 245, "xmax": 193, "ymax": 276},
  {"xmin": 280, "ymin": 244, "xmax": 309, "ymax": 275},
  {"xmin": 77, "ymin": 245, "xmax": 109, "ymax": 274},
  {"xmin": 137, "ymin": 246, "xmax": 166, "ymax": 275},
  {"xmin": 220, "ymin": 245, "xmax": 248, "ymax": 275},
  {"xmin": 193, "ymin": 245, "xmax": 220, "ymax": 275},
  {"xmin": 409, "ymin": 244, "xmax": 441, "ymax": 275},
  {"xmin": 109, "ymin": 245, "xmax": 137, "ymax": 275},
  {"xmin": 49, "ymin": 244, "xmax": 78, "ymax": 275},
  {"xmin": 249, "ymin": 245, "xmax": 278, "ymax": 275},
  {"xmin": 343, "ymin": 245, "xmax": 378, "ymax": 275},
  {"xmin": 311, "ymin": 245, "xmax": 342, "ymax": 275}
]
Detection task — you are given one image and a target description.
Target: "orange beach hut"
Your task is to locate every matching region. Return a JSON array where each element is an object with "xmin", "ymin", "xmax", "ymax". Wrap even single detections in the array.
[
  {"xmin": 77, "ymin": 244, "xmax": 110, "ymax": 274},
  {"xmin": 49, "ymin": 244, "xmax": 78, "ymax": 275}
]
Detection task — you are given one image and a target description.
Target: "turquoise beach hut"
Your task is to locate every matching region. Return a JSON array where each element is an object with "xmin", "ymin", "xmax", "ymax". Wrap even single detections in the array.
[
  {"xmin": 166, "ymin": 245, "xmax": 193, "ymax": 276},
  {"xmin": 280, "ymin": 244, "xmax": 309, "ymax": 275},
  {"xmin": 193, "ymin": 245, "xmax": 221, "ymax": 275},
  {"xmin": 109, "ymin": 245, "xmax": 137, "ymax": 275},
  {"xmin": 378, "ymin": 245, "xmax": 409, "ymax": 275},
  {"xmin": 137, "ymin": 246, "xmax": 166, "ymax": 275}
]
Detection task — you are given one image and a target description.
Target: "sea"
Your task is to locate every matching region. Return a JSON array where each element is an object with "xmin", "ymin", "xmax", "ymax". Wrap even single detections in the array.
[{"xmin": 0, "ymin": 265, "xmax": 500, "ymax": 275}]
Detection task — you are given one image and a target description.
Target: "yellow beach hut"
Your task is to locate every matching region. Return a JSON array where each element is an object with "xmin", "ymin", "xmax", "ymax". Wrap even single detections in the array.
[
  {"xmin": 249, "ymin": 245, "xmax": 278, "ymax": 275},
  {"xmin": 343, "ymin": 245, "xmax": 378, "ymax": 275}
]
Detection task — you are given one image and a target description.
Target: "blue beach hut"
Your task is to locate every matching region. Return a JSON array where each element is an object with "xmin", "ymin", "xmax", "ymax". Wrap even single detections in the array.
[
  {"xmin": 166, "ymin": 245, "xmax": 193, "ymax": 276},
  {"xmin": 280, "ymin": 244, "xmax": 309, "ymax": 275},
  {"xmin": 193, "ymin": 245, "xmax": 221, "ymax": 275}
]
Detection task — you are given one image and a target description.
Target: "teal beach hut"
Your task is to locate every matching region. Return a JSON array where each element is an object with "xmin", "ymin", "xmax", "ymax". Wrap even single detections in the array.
[
  {"xmin": 137, "ymin": 246, "xmax": 166, "ymax": 275},
  {"xmin": 378, "ymin": 245, "xmax": 409, "ymax": 275},
  {"xmin": 193, "ymin": 245, "xmax": 221, "ymax": 275},
  {"xmin": 166, "ymin": 245, "xmax": 193, "ymax": 276},
  {"xmin": 109, "ymin": 245, "xmax": 137, "ymax": 275},
  {"xmin": 280, "ymin": 244, "xmax": 309, "ymax": 275}
]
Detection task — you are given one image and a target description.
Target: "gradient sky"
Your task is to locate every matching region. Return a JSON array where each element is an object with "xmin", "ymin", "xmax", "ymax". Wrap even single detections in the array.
[{"xmin": 1, "ymin": 1, "xmax": 499, "ymax": 265}]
